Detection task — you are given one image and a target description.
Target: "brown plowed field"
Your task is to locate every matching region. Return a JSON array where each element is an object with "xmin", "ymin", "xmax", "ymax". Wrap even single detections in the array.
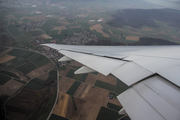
[
  {"xmin": 126, "ymin": 36, "xmax": 140, "ymax": 41},
  {"xmin": 84, "ymin": 86, "xmax": 109, "ymax": 106},
  {"xmin": 59, "ymin": 67, "xmax": 70, "ymax": 76},
  {"xmin": 26, "ymin": 68, "xmax": 44, "ymax": 80},
  {"xmin": 0, "ymin": 54, "xmax": 15, "ymax": 63},
  {"xmin": 67, "ymin": 61, "xmax": 83, "ymax": 67},
  {"xmin": 90, "ymin": 24, "xmax": 110, "ymax": 37},
  {"xmin": 37, "ymin": 72, "xmax": 49, "ymax": 81},
  {"xmin": 59, "ymin": 76, "xmax": 75, "ymax": 93},
  {"xmin": 97, "ymin": 73, "xmax": 117, "ymax": 85},
  {"xmin": 52, "ymin": 25, "xmax": 67, "ymax": 34},
  {"xmin": 108, "ymin": 97, "xmax": 122, "ymax": 107},
  {"xmin": 70, "ymin": 97, "xmax": 101, "ymax": 120},
  {"xmin": 85, "ymin": 73, "xmax": 97, "ymax": 85},
  {"xmin": 74, "ymin": 83, "xmax": 91, "ymax": 99},
  {"xmin": 0, "ymin": 80, "xmax": 23, "ymax": 96},
  {"xmin": 39, "ymin": 63, "xmax": 54, "ymax": 72},
  {"xmin": 53, "ymin": 92, "xmax": 72, "ymax": 117}
]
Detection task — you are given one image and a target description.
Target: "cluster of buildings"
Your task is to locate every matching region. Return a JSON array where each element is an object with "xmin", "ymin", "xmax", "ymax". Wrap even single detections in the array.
[
  {"xmin": 61, "ymin": 30, "xmax": 98, "ymax": 45},
  {"xmin": 35, "ymin": 30, "xmax": 99, "ymax": 68},
  {"xmin": 40, "ymin": 46, "xmax": 62, "ymax": 62},
  {"xmin": 38, "ymin": 43, "xmax": 65, "ymax": 68},
  {"xmin": 16, "ymin": 20, "xmax": 46, "ymax": 31}
]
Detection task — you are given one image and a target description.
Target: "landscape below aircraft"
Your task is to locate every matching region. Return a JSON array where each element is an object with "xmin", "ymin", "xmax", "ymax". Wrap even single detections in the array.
[{"xmin": 42, "ymin": 44, "xmax": 180, "ymax": 120}]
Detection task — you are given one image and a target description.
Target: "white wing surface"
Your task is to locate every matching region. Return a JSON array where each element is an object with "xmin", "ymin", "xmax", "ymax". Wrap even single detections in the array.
[{"xmin": 42, "ymin": 44, "xmax": 180, "ymax": 120}]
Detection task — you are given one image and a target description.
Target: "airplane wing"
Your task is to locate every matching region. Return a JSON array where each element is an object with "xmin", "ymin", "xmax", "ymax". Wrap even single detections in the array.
[{"xmin": 42, "ymin": 44, "xmax": 180, "ymax": 120}]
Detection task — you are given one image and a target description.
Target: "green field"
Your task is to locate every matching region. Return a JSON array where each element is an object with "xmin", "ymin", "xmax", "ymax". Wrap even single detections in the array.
[
  {"xmin": 0, "ymin": 48, "xmax": 7, "ymax": 53},
  {"xmin": 66, "ymin": 69, "xmax": 75, "ymax": 78},
  {"xmin": 66, "ymin": 81, "xmax": 81, "ymax": 95},
  {"xmin": 37, "ymin": 90, "xmax": 57, "ymax": 120},
  {"xmin": 66, "ymin": 69, "xmax": 88, "ymax": 82},
  {"xmin": 8, "ymin": 28, "xmax": 22, "ymax": 37},
  {"xmin": 110, "ymin": 36, "xmax": 120, "ymax": 42},
  {"xmin": 38, "ymin": 26, "xmax": 54, "ymax": 35},
  {"xmin": 14, "ymin": 35, "xmax": 34, "ymax": 42},
  {"xmin": 7, "ymin": 49, "xmax": 27, "ymax": 57},
  {"xmin": 95, "ymin": 80, "xmax": 115, "ymax": 92},
  {"xmin": 73, "ymin": 73, "xmax": 88, "ymax": 82},
  {"xmin": 43, "ymin": 19, "xmax": 63, "ymax": 26},
  {"xmin": 0, "ymin": 73, "xmax": 11, "ymax": 85},
  {"xmin": 102, "ymin": 29, "xmax": 111, "ymax": 35},
  {"xmin": 48, "ymin": 70, "xmax": 57, "ymax": 81},
  {"xmin": 29, "ymin": 30, "xmax": 44, "ymax": 36},
  {"xmin": 27, "ymin": 53, "xmax": 50, "ymax": 67},
  {"xmin": 107, "ymin": 102, "xmax": 122, "ymax": 111},
  {"xmin": 19, "ymin": 30, "xmax": 33, "ymax": 37},
  {"xmin": 25, "ymin": 80, "xmax": 44, "ymax": 90},
  {"xmin": 72, "ymin": 28, "xmax": 82, "ymax": 33},
  {"xmin": 16, "ymin": 62, "xmax": 37, "ymax": 74},
  {"xmin": 6, "ymin": 58, "xmax": 26, "ymax": 69},
  {"xmin": 96, "ymin": 107, "xmax": 123, "ymax": 120},
  {"xmin": 32, "ymin": 78, "xmax": 46, "ymax": 85},
  {"xmin": 115, "ymin": 79, "xmax": 129, "ymax": 94},
  {"xmin": 60, "ymin": 29, "xmax": 73, "ymax": 36},
  {"xmin": 20, "ymin": 51, "xmax": 35, "ymax": 59},
  {"xmin": 49, "ymin": 30, "xmax": 59, "ymax": 35},
  {"xmin": 22, "ymin": 18, "xmax": 33, "ymax": 23},
  {"xmin": 0, "ymin": 70, "xmax": 19, "ymax": 78}
]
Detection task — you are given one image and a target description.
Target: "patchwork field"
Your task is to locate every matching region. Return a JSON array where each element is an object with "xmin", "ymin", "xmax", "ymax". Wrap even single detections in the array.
[
  {"xmin": 21, "ymin": 15, "xmax": 46, "ymax": 21},
  {"xmin": 41, "ymin": 34, "xmax": 52, "ymax": 39},
  {"xmin": 26, "ymin": 68, "xmax": 44, "ymax": 80},
  {"xmin": 126, "ymin": 36, "xmax": 140, "ymax": 41},
  {"xmin": 0, "ymin": 54, "xmax": 15, "ymax": 63},
  {"xmin": 74, "ymin": 83, "xmax": 91, "ymax": 99},
  {"xmin": 85, "ymin": 73, "xmax": 97, "ymax": 85},
  {"xmin": 53, "ymin": 92, "xmax": 75, "ymax": 118},
  {"xmin": 5, "ymin": 15, "xmax": 16, "ymax": 19},
  {"xmin": 52, "ymin": 26, "xmax": 67, "ymax": 34},
  {"xmin": 0, "ymin": 80, "xmax": 24, "ymax": 96},
  {"xmin": 90, "ymin": 24, "xmax": 110, "ymax": 37},
  {"xmin": 59, "ymin": 76, "xmax": 75, "ymax": 93},
  {"xmin": 53, "ymin": 61, "xmax": 128, "ymax": 119},
  {"xmin": 97, "ymin": 73, "xmax": 117, "ymax": 85}
]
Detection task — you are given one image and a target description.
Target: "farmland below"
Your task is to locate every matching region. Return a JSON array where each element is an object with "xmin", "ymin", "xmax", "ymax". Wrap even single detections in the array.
[
  {"xmin": 0, "ymin": 48, "xmax": 57, "ymax": 120},
  {"xmin": 1, "ymin": 0, "xmax": 180, "ymax": 49}
]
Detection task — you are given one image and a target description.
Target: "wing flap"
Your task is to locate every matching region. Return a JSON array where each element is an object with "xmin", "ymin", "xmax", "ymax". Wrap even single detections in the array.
[
  {"xmin": 118, "ymin": 87, "xmax": 165, "ymax": 120},
  {"xmin": 118, "ymin": 76, "xmax": 180, "ymax": 120},
  {"xmin": 59, "ymin": 50, "xmax": 126, "ymax": 76},
  {"xmin": 111, "ymin": 62, "xmax": 153, "ymax": 86},
  {"xmin": 158, "ymin": 65, "xmax": 180, "ymax": 87}
]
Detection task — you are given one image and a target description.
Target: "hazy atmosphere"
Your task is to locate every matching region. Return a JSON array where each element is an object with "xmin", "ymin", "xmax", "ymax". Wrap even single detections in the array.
[{"xmin": 0, "ymin": 0, "xmax": 180, "ymax": 120}]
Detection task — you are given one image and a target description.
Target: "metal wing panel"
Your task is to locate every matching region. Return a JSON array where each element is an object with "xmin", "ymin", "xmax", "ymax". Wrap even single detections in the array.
[
  {"xmin": 123, "ymin": 46, "xmax": 180, "ymax": 59},
  {"xmin": 133, "ymin": 57, "xmax": 180, "ymax": 73},
  {"xmin": 144, "ymin": 76, "xmax": 180, "ymax": 111},
  {"xmin": 117, "ymin": 88, "xmax": 165, "ymax": 120},
  {"xmin": 59, "ymin": 50, "xmax": 126, "ymax": 75},
  {"xmin": 158, "ymin": 65, "xmax": 180, "ymax": 87},
  {"xmin": 134, "ymin": 79, "xmax": 180, "ymax": 120},
  {"xmin": 111, "ymin": 62, "xmax": 153, "ymax": 86},
  {"xmin": 118, "ymin": 76, "xmax": 180, "ymax": 120}
]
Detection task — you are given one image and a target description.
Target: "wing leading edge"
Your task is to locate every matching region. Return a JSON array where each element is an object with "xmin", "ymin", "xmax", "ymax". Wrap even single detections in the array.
[{"xmin": 42, "ymin": 44, "xmax": 180, "ymax": 120}]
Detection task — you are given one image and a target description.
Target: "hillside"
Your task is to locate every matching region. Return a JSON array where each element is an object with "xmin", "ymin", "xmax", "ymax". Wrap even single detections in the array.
[{"xmin": 107, "ymin": 9, "xmax": 180, "ymax": 29}]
